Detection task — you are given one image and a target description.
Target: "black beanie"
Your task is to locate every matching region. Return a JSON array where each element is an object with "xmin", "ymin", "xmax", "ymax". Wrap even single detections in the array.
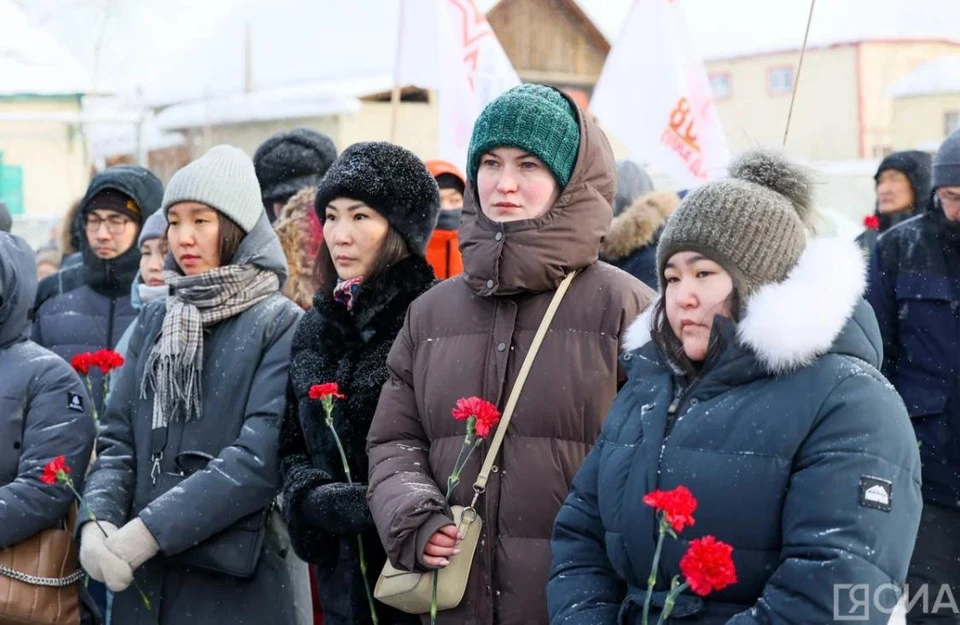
[
  {"xmin": 254, "ymin": 128, "xmax": 338, "ymax": 203},
  {"xmin": 85, "ymin": 189, "xmax": 143, "ymax": 223},
  {"xmin": 436, "ymin": 173, "xmax": 465, "ymax": 195},
  {"xmin": 314, "ymin": 142, "xmax": 440, "ymax": 256}
]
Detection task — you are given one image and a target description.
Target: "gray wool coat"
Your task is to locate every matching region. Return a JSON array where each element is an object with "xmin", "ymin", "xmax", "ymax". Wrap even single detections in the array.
[{"xmin": 82, "ymin": 214, "xmax": 304, "ymax": 625}]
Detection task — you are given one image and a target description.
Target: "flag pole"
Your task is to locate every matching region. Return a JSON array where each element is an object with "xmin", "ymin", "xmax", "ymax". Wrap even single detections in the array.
[
  {"xmin": 783, "ymin": 0, "xmax": 817, "ymax": 147},
  {"xmin": 390, "ymin": 0, "xmax": 406, "ymax": 143}
]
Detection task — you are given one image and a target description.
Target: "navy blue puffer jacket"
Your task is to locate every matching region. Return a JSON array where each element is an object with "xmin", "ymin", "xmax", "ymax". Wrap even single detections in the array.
[{"xmin": 549, "ymin": 239, "xmax": 922, "ymax": 624}]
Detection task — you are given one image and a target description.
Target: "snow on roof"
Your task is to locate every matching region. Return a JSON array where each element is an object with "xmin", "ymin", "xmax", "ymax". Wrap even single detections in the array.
[
  {"xmin": 0, "ymin": 0, "xmax": 92, "ymax": 96},
  {"xmin": 152, "ymin": 76, "xmax": 393, "ymax": 130},
  {"xmin": 888, "ymin": 56, "xmax": 960, "ymax": 98}
]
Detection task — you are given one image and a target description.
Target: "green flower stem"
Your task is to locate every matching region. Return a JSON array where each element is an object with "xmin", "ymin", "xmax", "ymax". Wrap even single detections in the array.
[
  {"xmin": 84, "ymin": 376, "xmax": 98, "ymax": 423},
  {"xmin": 63, "ymin": 479, "xmax": 157, "ymax": 625},
  {"xmin": 324, "ymin": 410, "xmax": 378, "ymax": 625},
  {"xmin": 642, "ymin": 514, "xmax": 669, "ymax": 625},
  {"xmin": 102, "ymin": 374, "xmax": 110, "ymax": 409},
  {"xmin": 657, "ymin": 581, "xmax": 691, "ymax": 624},
  {"xmin": 432, "ymin": 419, "xmax": 483, "ymax": 625}
]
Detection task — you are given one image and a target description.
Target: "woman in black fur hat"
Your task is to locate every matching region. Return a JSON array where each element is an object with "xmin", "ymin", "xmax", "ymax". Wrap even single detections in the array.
[{"xmin": 278, "ymin": 141, "xmax": 439, "ymax": 625}]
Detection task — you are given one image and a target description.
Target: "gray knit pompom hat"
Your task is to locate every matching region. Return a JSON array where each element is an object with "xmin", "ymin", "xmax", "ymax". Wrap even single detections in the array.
[{"xmin": 656, "ymin": 149, "xmax": 818, "ymax": 300}]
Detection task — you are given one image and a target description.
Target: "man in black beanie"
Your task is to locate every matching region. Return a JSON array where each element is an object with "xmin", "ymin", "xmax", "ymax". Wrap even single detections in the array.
[
  {"xmin": 254, "ymin": 128, "xmax": 337, "ymax": 222},
  {"xmin": 33, "ymin": 165, "xmax": 163, "ymax": 415},
  {"xmin": 866, "ymin": 129, "xmax": 960, "ymax": 623}
]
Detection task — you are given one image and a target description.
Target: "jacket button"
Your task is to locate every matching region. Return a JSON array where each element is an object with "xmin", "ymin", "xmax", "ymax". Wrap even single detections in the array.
[
  {"xmin": 486, "ymin": 279, "xmax": 495, "ymax": 289},
  {"xmin": 13, "ymin": 441, "xmax": 21, "ymax": 450},
  {"xmin": 497, "ymin": 342, "xmax": 506, "ymax": 352},
  {"xmin": 495, "ymin": 232, "xmax": 503, "ymax": 242},
  {"xmin": 623, "ymin": 353, "xmax": 633, "ymax": 361},
  {"xmin": 690, "ymin": 398, "xmax": 699, "ymax": 406}
]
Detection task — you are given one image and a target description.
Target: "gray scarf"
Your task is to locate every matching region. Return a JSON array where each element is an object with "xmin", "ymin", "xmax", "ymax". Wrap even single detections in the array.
[{"xmin": 141, "ymin": 264, "xmax": 279, "ymax": 426}]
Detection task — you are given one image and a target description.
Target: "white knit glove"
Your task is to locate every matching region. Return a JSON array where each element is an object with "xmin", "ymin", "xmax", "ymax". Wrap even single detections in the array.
[
  {"xmin": 79, "ymin": 521, "xmax": 134, "ymax": 592},
  {"xmin": 104, "ymin": 517, "xmax": 161, "ymax": 571}
]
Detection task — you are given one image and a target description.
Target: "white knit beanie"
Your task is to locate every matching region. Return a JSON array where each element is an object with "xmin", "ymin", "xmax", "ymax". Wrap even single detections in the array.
[{"xmin": 162, "ymin": 145, "xmax": 264, "ymax": 233}]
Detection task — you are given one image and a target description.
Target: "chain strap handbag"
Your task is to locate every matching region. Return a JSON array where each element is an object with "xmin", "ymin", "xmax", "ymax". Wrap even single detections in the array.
[
  {"xmin": 0, "ymin": 504, "xmax": 83, "ymax": 625},
  {"xmin": 374, "ymin": 271, "xmax": 578, "ymax": 614}
]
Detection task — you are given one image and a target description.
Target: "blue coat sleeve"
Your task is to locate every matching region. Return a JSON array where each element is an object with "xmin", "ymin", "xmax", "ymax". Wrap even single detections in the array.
[
  {"xmin": 864, "ymin": 242, "xmax": 899, "ymax": 379},
  {"xmin": 728, "ymin": 372, "xmax": 922, "ymax": 625},
  {"xmin": 547, "ymin": 437, "xmax": 626, "ymax": 624}
]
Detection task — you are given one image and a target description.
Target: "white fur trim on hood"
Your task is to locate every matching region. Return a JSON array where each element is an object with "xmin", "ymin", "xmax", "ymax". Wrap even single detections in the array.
[{"xmin": 622, "ymin": 238, "xmax": 867, "ymax": 374}]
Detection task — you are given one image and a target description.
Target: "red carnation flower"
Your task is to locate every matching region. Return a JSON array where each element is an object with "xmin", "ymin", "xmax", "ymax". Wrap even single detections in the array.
[
  {"xmin": 71, "ymin": 353, "xmax": 93, "ymax": 376},
  {"xmin": 310, "ymin": 382, "xmax": 345, "ymax": 401},
  {"xmin": 93, "ymin": 349, "xmax": 125, "ymax": 374},
  {"xmin": 863, "ymin": 215, "xmax": 880, "ymax": 230},
  {"xmin": 679, "ymin": 535, "xmax": 737, "ymax": 597},
  {"xmin": 452, "ymin": 397, "xmax": 501, "ymax": 438},
  {"xmin": 643, "ymin": 485, "xmax": 698, "ymax": 532},
  {"xmin": 40, "ymin": 455, "xmax": 70, "ymax": 485}
]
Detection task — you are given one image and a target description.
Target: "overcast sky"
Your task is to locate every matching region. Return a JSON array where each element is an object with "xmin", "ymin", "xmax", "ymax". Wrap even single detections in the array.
[{"xmin": 16, "ymin": 0, "xmax": 960, "ymax": 101}]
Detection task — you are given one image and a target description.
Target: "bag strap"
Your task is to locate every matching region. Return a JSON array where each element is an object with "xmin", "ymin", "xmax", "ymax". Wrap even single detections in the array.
[{"xmin": 471, "ymin": 271, "xmax": 578, "ymax": 500}]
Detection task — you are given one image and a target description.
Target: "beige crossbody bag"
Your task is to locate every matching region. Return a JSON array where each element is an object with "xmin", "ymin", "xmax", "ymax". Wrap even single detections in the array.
[{"xmin": 374, "ymin": 271, "xmax": 578, "ymax": 614}]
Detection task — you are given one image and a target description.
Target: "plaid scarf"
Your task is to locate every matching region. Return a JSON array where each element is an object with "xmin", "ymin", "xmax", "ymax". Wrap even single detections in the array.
[{"xmin": 141, "ymin": 264, "xmax": 279, "ymax": 426}]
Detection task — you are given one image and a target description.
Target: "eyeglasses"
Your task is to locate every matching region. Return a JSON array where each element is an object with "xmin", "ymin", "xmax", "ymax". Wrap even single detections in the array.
[{"xmin": 85, "ymin": 216, "xmax": 132, "ymax": 235}]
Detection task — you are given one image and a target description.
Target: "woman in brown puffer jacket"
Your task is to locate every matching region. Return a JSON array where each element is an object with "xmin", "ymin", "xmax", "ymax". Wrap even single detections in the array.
[{"xmin": 366, "ymin": 84, "xmax": 654, "ymax": 625}]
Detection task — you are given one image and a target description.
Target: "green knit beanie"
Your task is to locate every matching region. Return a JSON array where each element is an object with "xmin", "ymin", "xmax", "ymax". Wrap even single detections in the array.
[
  {"xmin": 656, "ymin": 149, "xmax": 818, "ymax": 302},
  {"xmin": 467, "ymin": 84, "xmax": 580, "ymax": 188}
]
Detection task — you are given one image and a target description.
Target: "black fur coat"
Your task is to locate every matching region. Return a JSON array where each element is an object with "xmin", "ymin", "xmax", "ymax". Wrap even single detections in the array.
[{"xmin": 279, "ymin": 255, "xmax": 435, "ymax": 625}]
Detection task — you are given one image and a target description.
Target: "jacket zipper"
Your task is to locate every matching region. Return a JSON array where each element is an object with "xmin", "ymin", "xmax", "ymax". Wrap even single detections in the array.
[{"xmin": 106, "ymin": 297, "xmax": 116, "ymax": 348}]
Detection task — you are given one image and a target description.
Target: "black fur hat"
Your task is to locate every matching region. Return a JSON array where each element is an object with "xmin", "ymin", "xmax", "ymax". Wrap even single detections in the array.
[
  {"xmin": 254, "ymin": 128, "xmax": 337, "ymax": 204},
  {"xmin": 314, "ymin": 142, "xmax": 440, "ymax": 257}
]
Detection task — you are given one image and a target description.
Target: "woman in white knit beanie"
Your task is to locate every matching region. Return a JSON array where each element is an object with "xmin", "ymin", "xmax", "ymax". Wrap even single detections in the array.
[{"xmin": 78, "ymin": 145, "xmax": 306, "ymax": 624}]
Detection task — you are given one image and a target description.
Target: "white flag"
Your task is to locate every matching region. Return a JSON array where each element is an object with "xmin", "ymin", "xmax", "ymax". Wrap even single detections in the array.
[
  {"xmin": 394, "ymin": 0, "xmax": 520, "ymax": 171},
  {"xmin": 591, "ymin": 0, "xmax": 729, "ymax": 188}
]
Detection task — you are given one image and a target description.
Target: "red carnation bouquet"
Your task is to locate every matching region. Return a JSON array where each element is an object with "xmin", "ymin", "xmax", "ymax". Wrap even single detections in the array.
[
  {"xmin": 640, "ymin": 486, "xmax": 737, "ymax": 624},
  {"xmin": 864, "ymin": 214, "xmax": 881, "ymax": 230},
  {"xmin": 70, "ymin": 349, "xmax": 125, "ymax": 422}
]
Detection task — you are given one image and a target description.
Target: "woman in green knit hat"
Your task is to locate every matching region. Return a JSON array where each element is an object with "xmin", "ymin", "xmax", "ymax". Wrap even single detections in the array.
[{"xmin": 367, "ymin": 84, "xmax": 654, "ymax": 625}]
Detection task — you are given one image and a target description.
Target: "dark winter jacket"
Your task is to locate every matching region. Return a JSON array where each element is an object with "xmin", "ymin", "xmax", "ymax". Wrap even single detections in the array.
[
  {"xmin": 32, "ymin": 166, "xmax": 163, "ymax": 415},
  {"xmin": 550, "ymin": 238, "xmax": 922, "ymax": 625},
  {"xmin": 0, "ymin": 231, "xmax": 96, "ymax": 547},
  {"xmin": 600, "ymin": 190, "xmax": 680, "ymax": 289},
  {"xmin": 367, "ymin": 95, "xmax": 654, "ymax": 625},
  {"xmin": 82, "ymin": 213, "xmax": 303, "ymax": 625},
  {"xmin": 866, "ymin": 195, "xmax": 960, "ymax": 508},
  {"xmin": 279, "ymin": 255, "xmax": 435, "ymax": 625},
  {"xmin": 856, "ymin": 150, "xmax": 932, "ymax": 256},
  {"xmin": 0, "ymin": 233, "xmax": 98, "ymax": 622}
]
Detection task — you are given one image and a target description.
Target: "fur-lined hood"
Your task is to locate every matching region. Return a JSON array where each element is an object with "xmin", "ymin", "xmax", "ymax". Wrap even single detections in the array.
[
  {"xmin": 623, "ymin": 238, "xmax": 878, "ymax": 375},
  {"xmin": 601, "ymin": 190, "xmax": 680, "ymax": 260}
]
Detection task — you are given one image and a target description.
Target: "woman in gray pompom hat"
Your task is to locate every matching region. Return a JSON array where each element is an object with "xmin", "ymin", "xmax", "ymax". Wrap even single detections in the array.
[
  {"xmin": 548, "ymin": 149, "xmax": 922, "ymax": 624},
  {"xmin": 79, "ymin": 145, "xmax": 307, "ymax": 624}
]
